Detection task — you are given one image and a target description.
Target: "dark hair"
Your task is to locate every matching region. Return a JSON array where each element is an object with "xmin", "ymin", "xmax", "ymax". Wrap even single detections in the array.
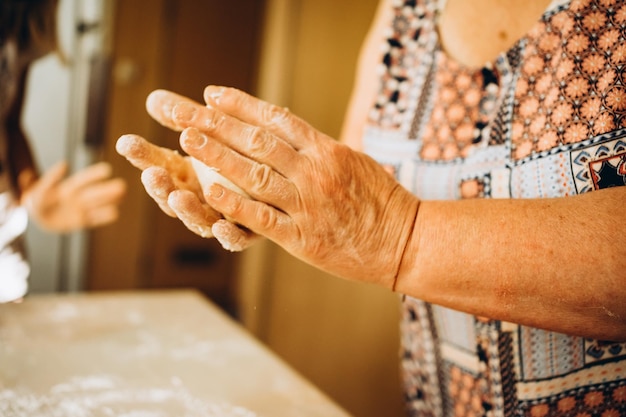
[{"xmin": 0, "ymin": 0, "xmax": 59, "ymax": 54}]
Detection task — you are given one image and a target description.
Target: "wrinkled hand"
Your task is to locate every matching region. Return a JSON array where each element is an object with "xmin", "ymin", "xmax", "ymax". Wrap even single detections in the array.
[
  {"xmin": 20, "ymin": 161, "xmax": 126, "ymax": 233},
  {"xmin": 115, "ymin": 91, "xmax": 257, "ymax": 251},
  {"xmin": 167, "ymin": 86, "xmax": 420, "ymax": 288}
]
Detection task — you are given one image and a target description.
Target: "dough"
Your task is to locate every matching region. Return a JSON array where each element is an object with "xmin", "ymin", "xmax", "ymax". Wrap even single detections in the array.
[{"xmin": 190, "ymin": 157, "xmax": 249, "ymax": 198}]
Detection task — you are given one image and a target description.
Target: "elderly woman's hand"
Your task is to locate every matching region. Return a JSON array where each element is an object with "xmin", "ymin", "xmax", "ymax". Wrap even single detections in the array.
[
  {"xmin": 166, "ymin": 86, "xmax": 420, "ymax": 288},
  {"xmin": 115, "ymin": 91, "xmax": 257, "ymax": 251}
]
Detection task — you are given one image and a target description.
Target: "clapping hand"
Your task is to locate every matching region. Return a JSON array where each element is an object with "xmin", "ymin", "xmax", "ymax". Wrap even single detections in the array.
[
  {"xmin": 116, "ymin": 91, "xmax": 258, "ymax": 251},
  {"xmin": 119, "ymin": 87, "xmax": 419, "ymax": 287}
]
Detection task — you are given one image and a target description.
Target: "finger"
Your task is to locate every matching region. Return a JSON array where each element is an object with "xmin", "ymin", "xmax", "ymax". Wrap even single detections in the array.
[
  {"xmin": 34, "ymin": 161, "xmax": 68, "ymax": 194},
  {"xmin": 83, "ymin": 205, "xmax": 121, "ymax": 228},
  {"xmin": 181, "ymin": 127, "xmax": 297, "ymax": 211},
  {"xmin": 145, "ymin": 89, "xmax": 205, "ymax": 132},
  {"xmin": 172, "ymin": 102, "xmax": 300, "ymax": 177},
  {"xmin": 167, "ymin": 189, "xmax": 222, "ymax": 238},
  {"xmin": 141, "ymin": 167, "xmax": 177, "ymax": 217},
  {"xmin": 77, "ymin": 178, "xmax": 127, "ymax": 208},
  {"xmin": 204, "ymin": 86, "xmax": 315, "ymax": 150},
  {"xmin": 205, "ymin": 183, "xmax": 293, "ymax": 244},
  {"xmin": 62, "ymin": 162, "xmax": 114, "ymax": 192},
  {"xmin": 116, "ymin": 134, "xmax": 190, "ymax": 174},
  {"xmin": 212, "ymin": 219, "xmax": 259, "ymax": 252}
]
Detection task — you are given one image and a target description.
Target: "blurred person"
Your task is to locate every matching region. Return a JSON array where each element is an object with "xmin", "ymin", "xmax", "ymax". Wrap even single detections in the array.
[{"xmin": 1, "ymin": 0, "xmax": 126, "ymax": 302}]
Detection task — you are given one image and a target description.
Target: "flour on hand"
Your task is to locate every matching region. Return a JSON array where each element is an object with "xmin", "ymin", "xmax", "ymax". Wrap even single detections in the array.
[{"xmin": 190, "ymin": 157, "xmax": 249, "ymax": 198}]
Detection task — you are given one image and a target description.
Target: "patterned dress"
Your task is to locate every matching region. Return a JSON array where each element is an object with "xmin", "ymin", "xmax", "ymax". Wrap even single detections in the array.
[{"xmin": 361, "ymin": 0, "xmax": 626, "ymax": 415}]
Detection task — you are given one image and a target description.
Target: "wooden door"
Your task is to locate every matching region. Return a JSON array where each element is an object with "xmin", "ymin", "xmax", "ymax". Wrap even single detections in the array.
[{"xmin": 87, "ymin": 0, "xmax": 265, "ymax": 315}]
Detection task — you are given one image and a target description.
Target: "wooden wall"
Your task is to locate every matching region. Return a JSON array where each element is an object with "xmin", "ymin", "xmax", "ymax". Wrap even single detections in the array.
[
  {"xmin": 238, "ymin": 1, "xmax": 406, "ymax": 416},
  {"xmin": 88, "ymin": 0, "xmax": 264, "ymax": 314}
]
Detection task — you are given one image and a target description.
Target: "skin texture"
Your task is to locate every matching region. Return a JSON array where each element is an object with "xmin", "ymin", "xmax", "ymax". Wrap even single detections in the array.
[
  {"xmin": 118, "ymin": 84, "xmax": 626, "ymax": 342},
  {"xmin": 117, "ymin": 0, "xmax": 626, "ymax": 341},
  {"xmin": 117, "ymin": 87, "xmax": 419, "ymax": 287},
  {"xmin": 340, "ymin": 0, "xmax": 626, "ymax": 341},
  {"xmin": 437, "ymin": 0, "xmax": 553, "ymax": 68},
  {"xmin": 399, "ymin": 191, "xmax": 626, "ymax": 341}
]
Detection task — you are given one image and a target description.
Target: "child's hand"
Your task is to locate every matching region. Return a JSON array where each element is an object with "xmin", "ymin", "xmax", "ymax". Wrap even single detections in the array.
[{"xmin": 20, "ymin": 161, "xmax": 126, "ymax": 233}]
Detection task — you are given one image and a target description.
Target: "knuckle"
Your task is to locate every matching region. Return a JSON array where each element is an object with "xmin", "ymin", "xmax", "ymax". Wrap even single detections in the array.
[
  {"xmin": 200, "ymin": 111, "xmax": 224, "ymax": 135},
  {"xmin": 328, "ymin": 141, "xmax": 349, "ymax": 159},
  {"xmin": 209, "ymin": 113, "xmax": 224, "ymax": 132},
  {"xmin": 256, "ymin": 206, "xmax": 277, "ymax": 231},
  {"xmin": 245, "ymin": 126, "xmax": 273, "ymax": 156},
  {"xmin": 249, "ymin": 163, "xmax": 273, "ymax": 194},
  {"xmin": 210, "ymin": 143, "xmax": 231, "ymax": 167},
  {"xmin": 225, "ymin": 193, "xmax": 245, "ymax": 218},
  {"xmin": 263, "ymin": 104, "xmax": 289, "ymax": 126}
]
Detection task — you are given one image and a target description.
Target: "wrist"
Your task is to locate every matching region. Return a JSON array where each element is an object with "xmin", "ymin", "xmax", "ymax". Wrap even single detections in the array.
[
  {"xmin": 391, "ymin": 200, "xmax": 421, "ymax": 292},
  {"xmin": 393, "ymin": 199, "xmax": 425, "ymax": 294}
]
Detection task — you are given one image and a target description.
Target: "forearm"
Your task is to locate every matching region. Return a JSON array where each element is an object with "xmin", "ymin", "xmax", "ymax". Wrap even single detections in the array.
[{"xmin": 396, "ymin": 186, "xmax": 626, "ymax": 341}]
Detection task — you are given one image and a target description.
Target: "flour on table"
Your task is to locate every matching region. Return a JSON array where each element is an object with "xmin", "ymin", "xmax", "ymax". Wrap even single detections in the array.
[
  {"xmin": 0, "ymin": 375, "xmax": 258, "ymax": 417},
  {"xmin": 48, "ymin": 302, "xmax": 80, "ymax": 322}
]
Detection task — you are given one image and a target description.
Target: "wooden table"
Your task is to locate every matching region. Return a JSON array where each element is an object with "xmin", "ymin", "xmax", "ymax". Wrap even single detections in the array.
[{"xmin": 0, "ymin": 290, "xmax": 352, "ymax": 417}]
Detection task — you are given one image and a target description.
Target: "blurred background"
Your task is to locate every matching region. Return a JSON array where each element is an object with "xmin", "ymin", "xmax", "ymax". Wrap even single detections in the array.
[{"xmin": 23, "ymin": 0, "xmax": 403, "ymax": 416}]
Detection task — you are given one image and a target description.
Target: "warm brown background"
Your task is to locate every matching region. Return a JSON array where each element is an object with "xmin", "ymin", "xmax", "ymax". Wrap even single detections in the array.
[{"xmin": 88, "ymin": 1, "xmax": 404, "ymax": 416}]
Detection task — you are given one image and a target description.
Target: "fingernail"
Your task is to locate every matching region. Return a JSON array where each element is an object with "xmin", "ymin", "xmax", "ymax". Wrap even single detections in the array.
[
  {"xmin": 172, "ymin": 102, "xmax": 197, "ymax": 124},
  {"xmin": 145, "ymin": 90, "xmax": 171, "ymax": 117},
  {"xmin": 115, "ymin": 134, "xmax": 133, "ymax": 154},
  {"xmin": 181, "ymin": 128, "xmax": 207, "ymax": 149},
  {"xmin": 205, "ymin": 86, "xmax": 225, "ymax": 105},
  {"xmin": 208, "ymin": 183, "xmax": 224, "ymax": 198}
]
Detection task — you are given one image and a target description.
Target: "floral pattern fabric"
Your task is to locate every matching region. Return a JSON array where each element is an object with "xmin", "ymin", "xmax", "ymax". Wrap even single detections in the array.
[{"xmin": 361, "ymin": 0, "xmax": 626, "ymax": 416}]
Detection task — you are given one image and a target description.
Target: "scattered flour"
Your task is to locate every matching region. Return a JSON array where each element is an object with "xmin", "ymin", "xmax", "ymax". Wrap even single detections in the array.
[
  {"xmin": 47, "ymin": 303, "xmax": 80, "ymax": 323},
  {"xmin": 0, "ymin": 375, "xmax": 258, "ymax": 417}
]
